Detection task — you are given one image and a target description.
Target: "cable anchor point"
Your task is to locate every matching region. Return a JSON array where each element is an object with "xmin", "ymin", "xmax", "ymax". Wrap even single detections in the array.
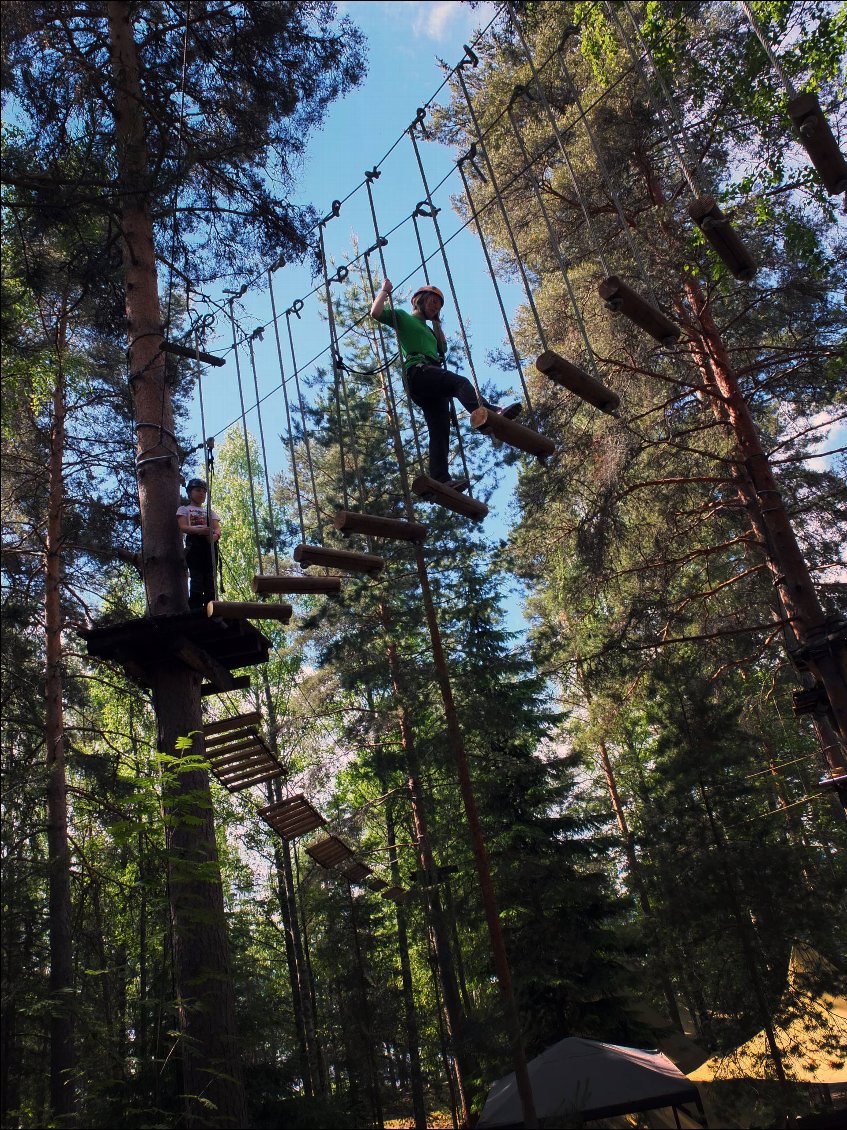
[{"xmin": 460, "ymin": 44, "xmax": 479, "ymax": 68}]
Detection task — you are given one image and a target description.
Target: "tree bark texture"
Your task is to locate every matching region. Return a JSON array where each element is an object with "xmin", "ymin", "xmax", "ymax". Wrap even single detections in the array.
[{"xmin": 107, "ymin": 4, "xmax": 245, "ymax": 1124}]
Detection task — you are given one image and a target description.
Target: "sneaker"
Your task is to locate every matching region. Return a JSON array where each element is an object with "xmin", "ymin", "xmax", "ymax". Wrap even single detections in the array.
[
  {"xmin": 494, "ymin": 402, "xmax": 522, "ymax": 420},
  {"xmin": 440, "ymin": 476, "xmax": 470, "ymax": 493}
]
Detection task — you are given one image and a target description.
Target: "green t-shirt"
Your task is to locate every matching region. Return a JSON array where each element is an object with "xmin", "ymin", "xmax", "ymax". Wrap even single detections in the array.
[{"xmin": 374, "ymin": 307, "xmax": 441, "ymax": 371}]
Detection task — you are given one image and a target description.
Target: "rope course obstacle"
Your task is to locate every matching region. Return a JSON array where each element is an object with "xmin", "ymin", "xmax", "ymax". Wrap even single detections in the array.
[{"xmin": 81, "ymin": 2, "xmax": 847, "ymax": 1125}]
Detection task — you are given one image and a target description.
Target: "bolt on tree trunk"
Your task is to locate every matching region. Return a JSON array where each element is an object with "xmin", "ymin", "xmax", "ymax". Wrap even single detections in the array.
[{"xmin": 106, "ymin": 3, "xmax": 244, "ymax": 1125}]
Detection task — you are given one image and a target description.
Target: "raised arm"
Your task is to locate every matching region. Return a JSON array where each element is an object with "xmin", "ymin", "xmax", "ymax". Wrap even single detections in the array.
[{"xmin": 369, "ymin": 277, "xmax": 392, "ymax": 319}]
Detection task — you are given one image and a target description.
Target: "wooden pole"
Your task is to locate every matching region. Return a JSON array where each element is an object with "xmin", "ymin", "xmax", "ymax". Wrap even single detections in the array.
[{"xmin": 106, "ymin": 5, "xmax": 245, "ymax": 1125}]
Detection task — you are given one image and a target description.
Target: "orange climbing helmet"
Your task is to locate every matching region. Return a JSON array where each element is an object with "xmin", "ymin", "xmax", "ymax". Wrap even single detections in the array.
[{"xmin": 411, "ymin": 285, "xmax": 445, "ymax": 310}]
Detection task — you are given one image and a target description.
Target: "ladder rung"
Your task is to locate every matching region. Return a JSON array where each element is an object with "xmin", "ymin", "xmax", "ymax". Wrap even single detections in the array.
[
  {"xmin": 334, "ymin": 510, "xmax": 428, "ymax": 543},
  {"xmin": 470, "ymin": 408, "xmax": 555, "ymax": 458},
  {"xmin": 411, "ymin": 476, "xmax": 488, "ymax": 520},
  {"xmin": 293, "ymin": 544, "xmax": 384, "ymax": 575}
]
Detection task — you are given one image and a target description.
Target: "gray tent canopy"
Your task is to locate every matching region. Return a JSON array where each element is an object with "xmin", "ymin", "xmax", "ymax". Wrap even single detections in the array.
[{"xmin": 478, "ymin": 1037, "xmax": 705, "ymax": 1128}]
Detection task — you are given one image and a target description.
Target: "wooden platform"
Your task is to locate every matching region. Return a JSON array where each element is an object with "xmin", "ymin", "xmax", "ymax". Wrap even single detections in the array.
[
  {"xmin": 470, "ymin": 407, "xmax": 555, "ymax": 458},
  {"xmin": 259, "ymin": 794, "xmax": 326, "ymax": 841},
  {"xmin": 334, "ymin": 509, "xmax": 428, "ymax": 543},
  {"xmin": 411, "ymin": 475, "xmax": 489, "ymax": 520},
  {"xmin": 79, "ymin": 610, "xmax": 271, "ymax": 693},
  {"xmin": 207, "ymin": 600, "xmax": 292, "ymax": 622},
  {"xmin": 294, "ymin": 543, "xmax": 384, "ymax": 575},
  {"xmin": 306, "ymin": 835, "xmax": 355, "ymax": 869}
]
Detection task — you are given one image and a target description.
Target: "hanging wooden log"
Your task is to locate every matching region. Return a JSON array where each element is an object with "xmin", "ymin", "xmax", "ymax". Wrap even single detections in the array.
[
  {"xmin": 598, "ymin": 277, "xmax": 680, "ymax": 345},
  {"xmin": 293, "ymin": 543, "xmax": 384, "ymax": 575},
  {"xmin": 688, "ymin": 196, "xmax": 758, "ymax": 281},
  {"xmin": 203, "ymin": 712, "xmax": 262, "ymax": 738},
  {"xmin": 160, "ymin": 341, "xmax": 226, "ymax": 367},
  {"xmin": 201, "ymin": 674, "xmax": 251, "ymax": 696},
  {"xmin": 412, "ymin": 475, "xmax": 489, "ymax": 520},
  {"xmin": 535, "ymin": 350, "xmax": 620, "ymax": 414},
  {"xmin": 252, "ymin": 574, "xmax": 342, "ymax": 595},
  {"xmin": 470, "ymin": 407, "xmax": 556, "ymax": 458},
  {"xmin": 207, "ymin": 600, "xmax": 293, "ymax": 622},
  {"xmin": 787, "ymin": 92, "xmax": 847, "ymax": 196},
  {"xmin": 334, "ymin": 510, "xmax": 428, "ymax": 543}
]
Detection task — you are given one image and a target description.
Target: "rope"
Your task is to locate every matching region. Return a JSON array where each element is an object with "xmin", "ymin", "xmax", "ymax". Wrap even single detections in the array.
[
  {"xmin": 318, "ymin": 223, "xmax": 351, "ymax": 512},
  {"xmin": 738, "ymin": 1, "xmax": 798, "ymax": 99},
  {"xmin": 228, "ymin": 300, "xmax": 263, "ymax": 574},
  {"xmin": 268, "ymin": 270, "xmax": 307, "ymax": 545},
  {"xmin": 247, "ymin": 333, "xmax": 281, "ymax": 574},
  {"xmin": 193, "ymin": 331, "xmax": 219, "ymax": 602},
  {"xmin": 285, "ymin": 309, "xmax": 325, "ymax": 542}
]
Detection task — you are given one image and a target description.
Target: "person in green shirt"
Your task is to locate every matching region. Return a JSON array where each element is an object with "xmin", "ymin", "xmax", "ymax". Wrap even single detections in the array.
[{"xmin": 370, "ymin": 278, "xmax": 521, "ymax": 490}]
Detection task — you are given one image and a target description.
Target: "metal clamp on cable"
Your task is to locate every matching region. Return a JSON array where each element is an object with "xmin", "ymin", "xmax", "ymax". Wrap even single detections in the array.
[
  {"xmin": 510, "ymin": 83, "xmax": 535, "ymax": 108},
  {"xmin": 365, "ymin": 167, "xmax": 381, "ymax": 182},
  {"xmin": 414, "ymin": 200, "xmax": 440, "ymax": 219},
  {"xmin": 321, "ymin": 199, "xmax": 342, "ymax": 225},
  {"xmin": 287, "ymin": 299, "xmax": 304, "ymax": 319},
  {"xmin": 460, "ymin": 43, "xmax": 479, "ymax": 68},
  {"xmin": 458, "ymin": 143, "xmax": 487, "ymax": 182},
  {"xmin": 333, "ymin": 264, "xmax": 350, "ymax": 283},
  {"xmin": 410, "ymin": 106, "xmax": 429, "ymax": 138}
]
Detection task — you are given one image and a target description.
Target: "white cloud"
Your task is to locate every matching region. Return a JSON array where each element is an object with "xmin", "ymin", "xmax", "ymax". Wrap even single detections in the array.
[{"xmin": 411, "ymin": 1, "xmax": 459, "ymax": 42}]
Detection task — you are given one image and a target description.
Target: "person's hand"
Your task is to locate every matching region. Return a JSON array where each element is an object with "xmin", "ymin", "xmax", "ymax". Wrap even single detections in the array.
[{"xmin": 381, "ymin": 278, "xmax": 393, "ymax": 295}]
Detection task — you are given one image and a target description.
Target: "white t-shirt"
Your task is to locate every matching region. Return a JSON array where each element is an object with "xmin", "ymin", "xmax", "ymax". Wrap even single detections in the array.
[{"xmin": 177, "ymin": 503, "xmax": 220, "ymax": 534}]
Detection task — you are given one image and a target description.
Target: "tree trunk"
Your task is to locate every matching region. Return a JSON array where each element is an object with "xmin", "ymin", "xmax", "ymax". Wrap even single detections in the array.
[
  {"xmin": 45, "ymin": 316, "xmax": 76, "ymax": 1123},
  {"xmin": 384, "ymin": 789, "xmax": 427, "ymax": 1129},
  {"xmin": 107, "ymin": 5, "xmax": 244, "ymax": 1124}
]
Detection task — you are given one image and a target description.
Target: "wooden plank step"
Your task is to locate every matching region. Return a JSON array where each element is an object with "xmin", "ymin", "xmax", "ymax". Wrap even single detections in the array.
[
  {"xmin": 204, "ymin": 727, "xmax": 257, "ymax": 748},
  {"xmin": 788, "ymin": 92, "xmax": 847, "ymax": 196},
  {"xmin": 342, "ymin": 860, "xmax": 373, "ymax": 884},
  {"xmin": 380, "ymin": 886, "xmax": 407, "ymax": 903},
  {"xmin": 470, "ymin": 407, "xmax": 556, "ymax": 458},
  {"xmin": 211, "ymin": 746, "xmax": 270, "ymax": 773},
  {"xmin": 688, "ymin": 195, "xmax": 757, "ymax": 281},
  {"xmin": 411, "ymin": 475, "xmax": 489, "ymax": 520},
  {"xmin": 366, "ymin": 877, "xmax": 389, "ymax": 892},
  {"xmin": 294, "ymin": 543, "xmax": 384, "ymax": 575},
  {"xmin": 598, "ymin": 277, "xmax": 680, "ymax": 345},
  {"xmin": 223, "ymin": 765, "xmax": 283, "ymax": 792},
  {"xmin": 258, "ymin": 794, "xmax": 326, "ymax": 841},
  {"xmin": 205, "ymin": 737, "xmax": 261, "ymax": 759},
  {"xmin": 202, "ymin": 674, "xmax": 251, "ymax": 696},
  {"xmin": 334, "ymin": 510, "xmax": 428, "ymax": 543},
  {"xmin": 307, "ymin": 835, "xmax": 354, "ymax": 869},
  {"xmin": 535, "ymin": 350, "xmax": 620, "ymax": 414},
  {"xmin": 253, "ymin": 574, "xmax": 342, "ymax": 595},
  {"xmin": 208, "ymin": 742, "xmax": 268, "ymax": 767},
  {"xmin": 203, "ymin": 712, "xmax": 262, "ymax": 738},
  {"xmin": 207, "ymin": 600, "xmax": 293, "ymax": 622}
]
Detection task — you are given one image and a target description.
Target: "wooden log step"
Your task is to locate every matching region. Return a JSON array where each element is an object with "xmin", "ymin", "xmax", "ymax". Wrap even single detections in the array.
[
  {"xmin": 201, "ymin": 674, "xmax": 251, "ymax": 696},
  {"xmin": 470, "ymin": 407, "xmax": 556, "ymax": 458},
  {"xmin": 787, "ymin": 92, "xmax": 847, "ymax": 196},
  {"xmin": 293, "ymin": 543, "xmax": 384, "ymax": 575},
  {"xmin": 688, "ymin": 195, "xmax": 757, "ymax": 281},
  {"xmin": 598, "ymin": 277, "xmax": 680, "ymax": 345},
  {"xmin": 203, "ymin": 712, "xmax": 262, "ymax": 738},
  {"xmin": 207, "ymin": 600, "xmax": 293, "ymax": 622},
  {"xmin": 411, "ymin": 475, "xmax": 489, "ymax": 520},
  {"xmin": 253, "ymin": 574, "xmax": 342, "ymax": 595},
  {"xmin": 535, "ymin": 350, "xmax": 620, "ymax": 414},
  {"xmin": 334, "ymin": 509, "xmax": 428, "ymax": 543}
]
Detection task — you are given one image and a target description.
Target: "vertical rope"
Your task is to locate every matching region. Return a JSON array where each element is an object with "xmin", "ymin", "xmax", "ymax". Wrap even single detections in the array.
[
  {"xmin": 247, "ymin": 333, "xmax": 281, "ymax": 574},
  {"xmin": 285, "ymin": 308, "xmax": 325, "ymax": 543},
  {"xmin": 193, "ymin": 332, "xmax": 218, "ymax": 602},
  {"xmin": 228, "ymin": 301, "xmax": 263, "ymax": 574},
  {"xmin": 610, "ymin": 2, "xmax": 702, "ymax": 197},
  {"xmin": 364, "ymin": 174, "xmax": 426, "ymax": 478},
  {"xmin": 738, "ymin": 0, "xmax": 798, "ymax": 98},
  {"xmin": 454, "ymin": 66, "xmax": 548, "ymax": 348},
  {"xmin": 407, "ymin": 118, "xmax": 485, "ymax": 404},
  {"xmin": 317, "ymin": 224, "xmax": 350, "ymax": 512},
  {"xmin": 268, "ymin": 270, "xmax": 307, "ymax": 546}
]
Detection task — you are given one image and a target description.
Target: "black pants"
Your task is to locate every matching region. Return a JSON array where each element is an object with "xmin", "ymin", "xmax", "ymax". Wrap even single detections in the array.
[
  {"xmin": 406, "ymin": 363, "xmax": 493, "ymax": 481},
  {"xmin": 185, "ymin": 536, "xmax": 218, "ymax": 609}
]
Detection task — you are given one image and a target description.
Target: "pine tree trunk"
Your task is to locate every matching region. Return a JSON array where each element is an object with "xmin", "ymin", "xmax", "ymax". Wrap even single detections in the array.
[
  {"xmin": 384, "ymin": 791, "xmax": 427, "ymax": 1129},
  {"xmin": 45, "ymin": 321, "xmax": 76, "ymax": 1123},
  {"xmin": 106, "ymin": 4, "xmax": 244, "ymax": 1124}
]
